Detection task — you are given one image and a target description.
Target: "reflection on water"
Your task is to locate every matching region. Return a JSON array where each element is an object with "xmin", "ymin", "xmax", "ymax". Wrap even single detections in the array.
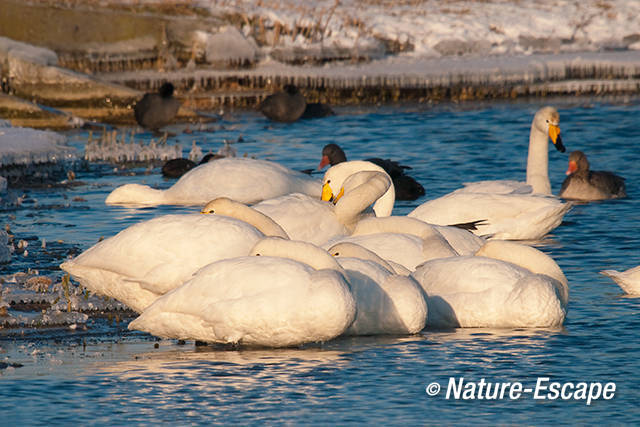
[{"xmin": 1, "ymin": 98, "xmax": 640, "ymax": 423}]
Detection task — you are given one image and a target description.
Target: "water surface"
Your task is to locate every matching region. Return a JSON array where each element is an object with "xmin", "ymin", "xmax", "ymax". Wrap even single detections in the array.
[{"xmin": 1, "ymin": 97, "xmax": 639, "ymax": 424}]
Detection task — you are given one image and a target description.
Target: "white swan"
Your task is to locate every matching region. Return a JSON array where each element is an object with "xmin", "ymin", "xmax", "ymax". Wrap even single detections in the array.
[
  {"xmin": 600, "ymin": 266, "xmax": 640, "ymax": 295},
  {"xmin": 409, "ymin": 191, "xmax": 571, "ymax": 240},
  {"xmin": 411, "ymin": 240, "xmax": 569, "ymax": 328},
  {"xmin": 408, "ymin": 106, "xmax": 571, "ymax": 241},
  {"xmin": 321, "ymin": 160, "xmax": 396, "ymax": 217},
  {"xmin": 253, "ymin": 169, "xmax": 392, "ymax": 245},
  {"xmin": 105, "ymin": 157, "xmax": 321, "ymax": 206},
  {"xmin": 325, "ymin": 216, "xmax": 460, "ymax": 271},
  {"xmin": 321, "ymin": 160, "xmax": 486, "ymax": 252},
  {"xmin": 458, "ymin": 106, "xmax": 566, "ymax": 195},
  {"xmin": 128, "ymin": 238, "xmax": 357, "ymax": 347},
  {"xmin": 328, "ymin": 242, "xmax": 427, "ymax": 335},
  {"xmin": 60, "ymin": 197, "xmax": 289, "ymax": 313}
]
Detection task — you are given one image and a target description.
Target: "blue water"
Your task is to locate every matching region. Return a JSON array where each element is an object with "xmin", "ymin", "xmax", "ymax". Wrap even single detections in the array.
[{"xmin": 1, "ymin": 97, "xmax": 640, "ymax": 424}]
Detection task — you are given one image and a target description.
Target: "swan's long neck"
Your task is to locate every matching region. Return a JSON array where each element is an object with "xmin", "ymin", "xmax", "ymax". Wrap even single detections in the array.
[
  {"xmin": 250, "ymin": 237, "xmax": 346, "ymax": 275},
  {"xmin": 352, "ymin": 216, "xmax": 441, "ymax": 241},
  {"xmin": 526, "ymin": 123, "xmax": 551, "ymax": 195},
  {"xmin": 352, "ymin": 216, "xmax": 458, "ymax": 259},
  {"xmin": 235, "ymin": 206, "xmax": 289, "ymax": 238},
  {"xmin": 334, "ymin": 171, "xmax": 392, "ymax": 230},
  {"xmin": 202, "ymin": 198, "xmax": 289, "ymax": 238},
  {"xmin": 324, "ymin": 161, "xmax": 395, "ymax": 218},
  {"xmin": 328, "ymin": 242, "xmax": 396, "ymax": 274}
]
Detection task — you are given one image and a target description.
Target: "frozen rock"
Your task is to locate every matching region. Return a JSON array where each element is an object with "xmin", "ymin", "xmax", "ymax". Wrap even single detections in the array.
[
  {"xmin": 0, "ymin": 36, "xmax": 58, "ymax": 66},
  {"xmin": 196, "ymin": 27, "xmax": 258, "ymax": 67}
]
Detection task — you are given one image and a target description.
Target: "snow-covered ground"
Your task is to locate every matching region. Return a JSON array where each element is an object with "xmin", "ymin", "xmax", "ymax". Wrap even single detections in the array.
[{"xmin": 197, "ymin": 0, "xmax": 640, "ymax": 59}]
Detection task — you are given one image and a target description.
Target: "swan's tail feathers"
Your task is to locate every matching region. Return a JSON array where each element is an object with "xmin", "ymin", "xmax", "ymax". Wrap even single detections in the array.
[
  {"xmin": 449, "ymin": 219, "xmax": 488, "ymax": 231},
  {"xmin": 599, "ymin": 269, "xmax": 634, "ymax": 294}
]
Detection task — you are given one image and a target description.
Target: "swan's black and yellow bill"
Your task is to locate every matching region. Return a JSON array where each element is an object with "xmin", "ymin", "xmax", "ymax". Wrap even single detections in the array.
[
  {"xmin": 321, "ymin": 181, "xmax": 344, "ymax": 205},
  {"xmin": 549, "ymin": 124, "xmax": 565, "ymax": 152}
]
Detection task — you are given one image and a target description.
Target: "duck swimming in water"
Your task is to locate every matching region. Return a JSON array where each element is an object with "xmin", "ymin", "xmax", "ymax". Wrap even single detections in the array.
[
  {"xmin": 259, "ymin": 84, "xmax": 307, "ymax": 123},
  {"xmin": 134, "ymin": 82, "xmax": 181, "ymax": 133},
  {"xmin": 559, "ymin": 150, "xmax": 626, "ymax": 201}
]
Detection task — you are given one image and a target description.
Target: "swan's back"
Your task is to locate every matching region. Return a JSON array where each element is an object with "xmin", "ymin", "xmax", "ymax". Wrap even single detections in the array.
[
  {"xmin": 61, "ymin": 214, "xmax": 265, "ymax": 312},
  {"xmin": 129, "ymin": 255, "xmax": 356, "ymax": 347},
  {"xmin": 412, "ymin": 256, "xmax": 567, "ymax": 328},
  {"xmin": 336, "ymin": 256, "xmax": 427, "ymax": 335},
  {"xmin": 165, "ymin": 157, "xmax": 321, "ymax": 204}
]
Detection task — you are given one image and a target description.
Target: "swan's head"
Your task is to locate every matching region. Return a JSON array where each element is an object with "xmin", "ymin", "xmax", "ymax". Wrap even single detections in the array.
[
  {"xmin": 323, "ymin": 161, "xmax": 395, "ymax": 217},
  {"xmin": 328, "ymin": 241, "xmax": 396, "ymax": 274},
  {"xmin": 250, "ymin": 237, "xmax": 347, "ymax": 275},
  {"xmin": 566, "ymin": 150, "xmax": 588, "ymax": 175},
  {"xmin": 321, "ymin": 179, "xmax": 344, "ymax": 204},
  {"xmin": 201, "ymin": 197, "xmax": 238, "ymax": 214},
  {"xmin": 534, "ymin": 106, "xmax": 565, "ymax": 152}
]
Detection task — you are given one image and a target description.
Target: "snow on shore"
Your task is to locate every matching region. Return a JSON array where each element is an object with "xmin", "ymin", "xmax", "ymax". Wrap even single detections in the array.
[{"xmin": 198, "ymin": 0, "xmax": 640, "ymax": 58}]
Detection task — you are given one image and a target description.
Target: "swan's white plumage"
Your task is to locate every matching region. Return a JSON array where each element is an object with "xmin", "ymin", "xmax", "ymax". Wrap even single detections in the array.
[
  {"xmin": 409, "ymin": 191, "xmax": 571, "ymax": 240},
  {"xmin": 129, "ymin": 256, "xmax": 356, "ymax": 347},
  {"xmin": 328, "ymin": 242, "xmax": 427, "ymax": 334},
  {"xmin": 61, "ymin": 198, "xmax": 288, "ymax": 313},
  {"xmin": 411, "ymin": 241, "xmax": 569, "ymax": 328},
  {"xmin": 129, "ymin": 238, "xmax": 356, "ymax": 347},
  {"xmin": 253, "ymin": 193, "xmax": 346, "ymax": 246},
  {"xmin": 253, "ymin": 170, "xmax": 392, "ymax": 245},
  {"xmin": 475, "ymin": 240, "xmax": 568, "ymax": 305},
  {"xmin": 325, "ymin": 216, "xmax": 459, "ymax": 271},
  {"xmin": 105, "ymin": 157, "xmax": 321, "ymax": 206},
  {"xmin": 458, "ymin": 106, "xmax": 564, "ymax": 196},
  {"xmin": 322, "ymin": 160, "xmax": 395, "ymax": 217},
  {"xmin": 601, "ymin": 265, "xmax": 640, "ymax": 295},
  {"xmin": 408, "ymin": 106, "xmax": 571, "ymax": 241}
]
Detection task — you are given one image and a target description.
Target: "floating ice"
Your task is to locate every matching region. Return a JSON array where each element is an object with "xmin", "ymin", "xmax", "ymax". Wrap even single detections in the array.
[
  {"xmin": 0, "ymin": 270, "xmax": 131, "ymax": 329},
  {"xmin": 84, "ymin": 130, "xmax": 182, "ymax": 164}
]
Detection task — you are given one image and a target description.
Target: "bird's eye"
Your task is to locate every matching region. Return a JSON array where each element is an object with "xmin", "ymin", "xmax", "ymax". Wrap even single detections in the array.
[{"xmin": 255, "ymin": 253, "xmax": 261, "ymax": 256}]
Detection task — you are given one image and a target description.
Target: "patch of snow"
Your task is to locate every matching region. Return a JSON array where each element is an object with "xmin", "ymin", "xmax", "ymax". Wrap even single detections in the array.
[{"xmin": 188, "ymin": 0, "xmax": 640, "ymax": 59}]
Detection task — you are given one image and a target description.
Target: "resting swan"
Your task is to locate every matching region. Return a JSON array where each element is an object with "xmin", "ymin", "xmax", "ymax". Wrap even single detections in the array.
[
  {"xmin": 60, "ymin": 197, "xmax": 288, "ymax": 313},
  {"xmin": 409, "ymin": 106, "xmax": 571, "ymax": 240},
  {"xmin": 327, "ymin": 242, "xmax": 427, "ymax": 335},
  {"xmin": 600, "ymin": 266, "xmax": 640, "ymax": 295},
  {"xmin": 325, "ymin": 216, "xmax": 461, "ymax": 271},
  {"xmin": 129, "ymin": 238, "xmax": 356, "ymax": 347},
  {"xmin": 411, "ymin": 240, "xmax": 569, "ymax": 328},
  {"xmin": 105, "ymin": 157, "xmax": 321, "ymax": 206},
  {"xmin": 253, "ymin": 169, "xmax": 392, "ymax": 246}
]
